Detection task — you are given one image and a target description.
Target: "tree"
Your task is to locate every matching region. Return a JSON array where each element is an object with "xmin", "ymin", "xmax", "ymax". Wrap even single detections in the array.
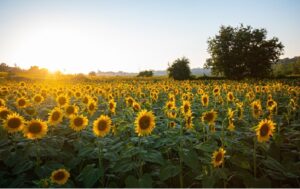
[
  {"xmin": 205, "ymin": 24, "xmax": 284, "ymax": 79},
  {"xmin": 137, "ymin": 70, "xmax": 153, "ymax": 77},
  {"xmin": 167, "ymin": 57, "xmax": 191, "ymax": 80},
  {"xmin": 88, "ymin": 71, "xmax": 97, "ymax": 77}
]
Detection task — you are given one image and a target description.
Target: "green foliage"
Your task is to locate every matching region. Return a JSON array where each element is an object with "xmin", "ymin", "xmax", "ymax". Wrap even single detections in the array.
[
  {"xmin": 137, "ymin": 70, "xmax": 153, "ymax": 77},
  {"xmin": 167, "ymin": 57, "xmax": 191, "ymax": 80},
  {"xmin": 205, "ymin": 24, "xmax": 284, "ymax": 79},
  {"xmin": 273, "ymin": 56, "xmax": 300, "ymax": 76}
]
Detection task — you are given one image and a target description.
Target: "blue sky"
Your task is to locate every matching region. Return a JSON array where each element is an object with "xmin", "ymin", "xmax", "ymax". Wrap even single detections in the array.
[{"xmin": 0, "ymin": 0, "xmax": 299, "ymax": 73}]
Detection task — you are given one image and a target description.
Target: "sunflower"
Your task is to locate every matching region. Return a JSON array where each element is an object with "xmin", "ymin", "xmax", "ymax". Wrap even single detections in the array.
[
  {"xmin": 211, "ymin": 148, "xmax": 226, "ymax": 167},
  {"xmin": 0, "ymin": 107, "xmax": 11, "ymax": 120},
  {"xmin": 50, "ymin": 168, "xmax": 70, "ymax": 185},
  {"xmin": 126, "ymin": 97, "xmax": 134, "ymax": 107},
  {"xmin": 69, "ymin": 115, "xmax": 88, "ymax": 132},
  {"xmin": 3, "ymin": 113, "xmax": 25, "ymax": 133},
  {"xmin": 65, "ymin": 105, "xmax": 78, "ymax": 118},
  {"xmin": 181, "ymin": 100, "xmax": 191, "ymax": 115},
  {"xmin": 201, "ymin": 109, "xmax": 217, "ymax": 126},
  {"xmin": 57, "ymin": 94, "xmax": 69, "ymax": 107},
  {"xmin": 165, "ymin": 101, "xmax": 175, "ymax": 111},
  {"xmin": 132, "ymin": 101, "xmax": 141, "ymax": 112},
  {"xmin": 135, "ymin": 110, "xmax": 156, "ymax": 136},
  {"xmin": 236, "ymin": 102, "xmax": 244, "ymax": 120},
  {"xmin": 167, "ymin": 107, "xmax": 177, "ymax": 119},
  {"xmin": 93, "ymin": 115, "xmax": 112, "ymax": 137},
  {"xmin": 227, "ymin": 92, "xmax": 234, "ymax": 102},
  {"xmin": 33, "ymin": 94, "xmax": 44, "ymax": 104},
  {"xmin": 0, "ymin": 98, "xmax": 6, "ymax": 107},
  {"xmin": 87, "ymin": 100, "xmax": 97, "ymax": 115},
  {"xmin": 48, "ymin": 107, "xmax": 64, "ymax": 126},
  {"xmin": 108, "ymin": 100, "xmax": 116, "ymax": 114},
  {"xmin": 266, "ymin": 99, "xmax": 277, "ymax": 113},
  {"xmin": 255, "ymin": 119, "xmax": 276, "ymax": 142},
  {"xmin": 16, "ymin": 97, "xmax": 28, "ymax": 109},
  {"xmin": 201, "ymin": 93, "xmax": 209, "ymax": 107},
  {"xmin": 168, "ymin": 121, "xmax": 176, "ymax": 128},
  {"xmin": 185, "ymin": 112, "xmax": 194, "ymax": 129},
  {"xmin": 213, "ymin": 86, "xmax": 220, "ymax": 96},
  {"xmin": 251, "ymin": 100, "xmax": 262, "ymax": 119},
  {"xmin": 23, "ymin": 119, "xmax": 48, "ymax": 139},
  {"xmin": 227, "ymin": 120, "xmax": 235, "ymax": 131}
]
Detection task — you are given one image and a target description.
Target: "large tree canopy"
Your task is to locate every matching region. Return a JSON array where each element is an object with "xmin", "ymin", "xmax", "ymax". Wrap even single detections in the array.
[
  {"xmin": 167, "ymin": 57, "xmax": 191, "ymax": 80},
  {"xmin": 205, "ymin": 25, "xmax": 284, "ymax": 79}
]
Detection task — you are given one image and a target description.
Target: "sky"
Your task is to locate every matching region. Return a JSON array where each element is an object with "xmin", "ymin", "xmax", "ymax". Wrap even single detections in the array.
[{"xmin": 0, "ymin": 0, "xmax": 299, "ymax": 74}]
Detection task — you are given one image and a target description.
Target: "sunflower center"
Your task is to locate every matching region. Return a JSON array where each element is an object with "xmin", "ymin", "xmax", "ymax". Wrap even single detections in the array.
[
  {"xmin": 139, "ymin": 116, "xmax": 151, "ymax": 130},
  {"xmin": 35, "ymin": 96, "xmax": 42, "ymax": 102},
  {"xmin": 89, "ymin": 103, "xmax": 95, "ymax": 111},
  {"xmin": 8, "ymin": 118, "xmax": 21, "ymax": 128},
  {"xmin": 184, "ymin": 104, "xmax": 189, "ymax": 113},
  {"xmin": 53, "ymin": 171, "xmax": 66, "ymax": 181},
  {"xmin": 0, "ymin": 110, "xmax": 10, "ymax": 119},
  {"xmin": 260, "ymin": 124, "xmax": 269, "ymax": 137},
  {"xmin": 58, "ymin": 97, "xmax": 67, "ymax": 105},
  {"xmin": 18, "ymin": 99, "xmax": 26, "ymax": 106},
  {"xmin": 203, "ymin": 97, "xmax": 208, "ymax": 104},
  {"xmin": 215, "ymin": 152, "xmax": 223, "ymax": 162},
  {"xmin": 66, "ymin": 106, "xmax": 75, "ymax": 114},
  {"xmin": 28, "ymin": 122, "xmax": 42, "ymax": 134},
  {"xmin": 74, "ymin": 117, "xmax": 83, "ymax": 127},
  {"xmin": 51, "ymin": 111, "xmax": 61, "ymax": 121},
  {"xmin": 109, "ymin": 103, "xmax": 114, "ymax": 109},
  {"xmin": 205, "ymin": 112, "xmax": 214, "ymax": 122},
  {"xmin": 97, "ymin": 120, "xmax": 108, "ymax": 131}
]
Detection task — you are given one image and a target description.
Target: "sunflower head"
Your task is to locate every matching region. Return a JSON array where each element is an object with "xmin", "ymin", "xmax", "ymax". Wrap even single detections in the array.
[
  {"xmin": 69, "ymin": 115, "xmax": 88, "ymax": 132},
  {"xmin": 65, "ymin": 105, "xmax": 78, "ymax": 117},
  {"xmin": 227, "ymin": 92, "xmax": 234, "ymax": 102},
  {"xmin": 33, "ymin": 94, "xmax": 44, "ymax": 104},
  {"xmin": 211, "ymin": 148, "xmax": 226, "ymax": 167},
  {"xmin": 48, "ymin": 107, "xmax": 64, "ymax": 126},
  {"xmin": 3, "ymin": 113, "xmax": 25, "ymax": 133},
  {"xmin": 0, "ymin": 98, "xmax": 6, "ymax": 107},
  {"xmin": 87, "ymin": 100, "xmax": 97, "ymax": 115},
  {"xmin": 135, "ymin": 109, "xmax": 156, "ymax": 136},
  {"xmin": 255, "ymin": 119, "xmax": 276, "ymax": 142},
  {"xmin": 93, "ymin": 115, "xmax": 112, "ymax": 137},
  {"xmin": 108, "ymin": 100, "xmax": 116, "ymax": 114},
  {"xmin": 50, "ymin": 168, "xmax": 70, "ymax": 185},
  {"xmin": 23, "ymin": 119, "xmax": 48, "ymax": 140},
  {"xmin": 132, "ymin": 101, "xmax": 141, "ymax": 112},
  {"xmin": 181, "ymin": 100, "xmax": 191, "ymax": 115},
  {"xmin": 0, "ymin": 107, "xmax": 11, "ymax": 120},
  {"xmin": 201, "ymin": 109, "xmax": 217, "ymax": 125},
  {"xmin": 16, "ymin": 97, "xmax": 28, "ymax": 108},
  {"xmin": 201, "ymin": 94, "xmax": 209, "ymax": 107},
  {"xmin": 56, "ymin": 95, "xmax": 69, "ymax": 107}
]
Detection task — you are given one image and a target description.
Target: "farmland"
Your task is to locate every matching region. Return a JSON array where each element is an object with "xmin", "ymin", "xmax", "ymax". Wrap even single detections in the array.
[{"xmin": 0, "ymin": 78, "xmax": 299, "ymax": 187}]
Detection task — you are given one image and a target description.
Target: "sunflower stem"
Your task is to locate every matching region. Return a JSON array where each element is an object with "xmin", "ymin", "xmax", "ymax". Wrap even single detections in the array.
[
  {"xmin": 179, "ymin": 119, "xmax": 184, "ymax": 188},
  {"xmin": 98, "ymin": 140, "xmax": 104, "ymax": 187},
  {"xmin": 253, "ymin": 138, "xmax": 257, "ymax": 179}
]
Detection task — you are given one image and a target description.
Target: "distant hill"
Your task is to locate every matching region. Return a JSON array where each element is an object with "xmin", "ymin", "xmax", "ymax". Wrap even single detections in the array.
[{"xmin": 153, "ymin": 68, "xmax": 211, "ymax": 76}]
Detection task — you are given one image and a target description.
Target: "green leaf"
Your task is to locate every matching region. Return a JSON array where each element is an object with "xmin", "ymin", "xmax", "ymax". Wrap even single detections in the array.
[
  {"xmin": 202, "ymin": 175, "xmax": 215, "ymax": 188},
  {"xmin": 125, "ymin": 175, "xmax": 139, "ymax": 188},
  {"xmin": 12, "ymin": 160, "xmax": 34, "ymax": 175},
  {"xmin": 159, "ymin": 164, "xmax": 180, "ymax": 181},
  {"xmin": 139, "ymin": 173, "xmax": 153, "ymax": 188},
  {"xmin": 76, "ymin": 164, "xmax": 103, "ymax": 187},
  {"xmin": 140, "ymin": 150, "xmax": 165, "ymax": 165},
  {"xmin": 182, "ymin": 149, "xmax": 200, "ymax": 172}
]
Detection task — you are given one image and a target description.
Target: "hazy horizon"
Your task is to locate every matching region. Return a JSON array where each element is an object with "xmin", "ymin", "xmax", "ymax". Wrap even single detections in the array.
[{"xmin": 0, "ymin": 0, "xmax": 300, "ymax": 74}]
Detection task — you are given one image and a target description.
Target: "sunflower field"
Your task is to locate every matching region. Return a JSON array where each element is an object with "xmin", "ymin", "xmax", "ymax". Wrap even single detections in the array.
[{"xmin": 0, "ymin": 78, "xmax": 299, "ymax": 187}]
